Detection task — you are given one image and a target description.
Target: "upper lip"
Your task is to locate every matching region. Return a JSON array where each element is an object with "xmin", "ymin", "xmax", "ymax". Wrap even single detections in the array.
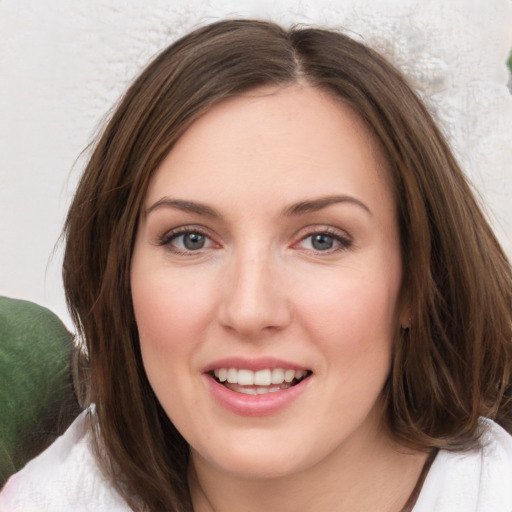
[{"xmin": 202, "ymin": 357, "xmax": 310, "ymax": 373}]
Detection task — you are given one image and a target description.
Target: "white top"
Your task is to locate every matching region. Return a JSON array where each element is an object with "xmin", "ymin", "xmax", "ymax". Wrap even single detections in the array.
[
  {"xmin": 413, "ymin": 417, "xmax": 512, "ymax": 511},
  {"xmin": 0, "ymin": 410, "xmax": 130, "ymax": 512},
  {"xmin": 1, "ymin": 411, "xmax": 512, "ymax": 511}
]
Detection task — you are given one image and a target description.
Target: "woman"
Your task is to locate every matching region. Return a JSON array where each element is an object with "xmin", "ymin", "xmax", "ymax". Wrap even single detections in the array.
[{"xmin": 1, "ymin": 19, "xmax": 511, "ymax": 512}]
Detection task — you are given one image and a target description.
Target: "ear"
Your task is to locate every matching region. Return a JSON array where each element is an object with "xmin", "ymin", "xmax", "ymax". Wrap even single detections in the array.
[
  {"xmin": 399, "ymin": 313, "xmax": 411, "ymax": 330},
  {"xmin": 397, "ymin": 288, "xmax": 412, "ymax": 330}
]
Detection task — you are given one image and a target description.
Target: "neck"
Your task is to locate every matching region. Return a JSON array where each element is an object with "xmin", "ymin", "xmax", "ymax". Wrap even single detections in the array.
[{"xmin": 188, "ymin": 420, "xmax": 429, "ymax": 512}]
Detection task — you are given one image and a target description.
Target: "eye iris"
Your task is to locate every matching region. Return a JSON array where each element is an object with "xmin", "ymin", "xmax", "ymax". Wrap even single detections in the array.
[
  {"xmin": 312, "ymin": 234, "xmax": 334, "ymax": 251},
  {"xmin": 183, "ymin": 233, "xmax": 205, "ymax": 250}
]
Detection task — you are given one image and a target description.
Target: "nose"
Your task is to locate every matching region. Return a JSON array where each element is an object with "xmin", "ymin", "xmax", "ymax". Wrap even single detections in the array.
[{"xmin": 217, "ymin": 247, "xmax": 292, "ymax": 338}]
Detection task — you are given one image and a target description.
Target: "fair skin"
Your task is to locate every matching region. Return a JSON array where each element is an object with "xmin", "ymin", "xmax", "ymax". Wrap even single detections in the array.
[{"xmin": 131, "ymin": 84, "xmax": 428, "ymax": 512}]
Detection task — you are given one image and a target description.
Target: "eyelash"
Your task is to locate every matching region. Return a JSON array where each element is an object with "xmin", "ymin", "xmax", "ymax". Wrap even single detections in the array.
[
  {"xmin": 158, "ymin": 226, "xmax": 216, "ymax": 255},
  {"xmin": 157, "ymin": 226, "xmax": 353, "ymax": 255},
  {"xmin": 295, "ymin": 227, "xmax": 353, "ymax": 254}
]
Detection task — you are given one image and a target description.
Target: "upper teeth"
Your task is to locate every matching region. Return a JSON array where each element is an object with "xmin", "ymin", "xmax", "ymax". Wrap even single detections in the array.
[{"xmin": 213, "ymin": 368, "xmax": 308, "ymax": 386}]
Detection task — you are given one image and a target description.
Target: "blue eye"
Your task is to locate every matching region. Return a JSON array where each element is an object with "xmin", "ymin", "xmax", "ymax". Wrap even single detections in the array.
[
  {"xmin": 299, "ymin": 231, "xmax": 352, "ymax": 252},
  {"xmin": 311, "ymin": 233, "xmax": 335, "ymax": 251},
  {"xmin": 180, "ymin": 232, "xmax": 206, "ymax": 250},
  {"xmin": 160, "ymin": 229, "xmax": 214, "ymax": 253}
]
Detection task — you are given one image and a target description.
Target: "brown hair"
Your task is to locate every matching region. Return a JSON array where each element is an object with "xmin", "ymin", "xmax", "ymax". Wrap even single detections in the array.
[{"xmin": 63, "ymin": 19, "xmax": 512, "ymax": 511}]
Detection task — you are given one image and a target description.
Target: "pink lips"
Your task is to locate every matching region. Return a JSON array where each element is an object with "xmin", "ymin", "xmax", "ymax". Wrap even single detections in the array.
[
  {"xmin": 202, "ymin": 357, "xmax": 312, "ymax": 417},
  {"xmin": 202, "ymin": 357, "xmax": 309, "ymax": 373}
]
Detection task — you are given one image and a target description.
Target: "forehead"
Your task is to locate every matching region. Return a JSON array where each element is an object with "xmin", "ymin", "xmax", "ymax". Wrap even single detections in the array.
[{"xmin": 144, "ymin": 84, "xmax": 394, "ymax": 215}]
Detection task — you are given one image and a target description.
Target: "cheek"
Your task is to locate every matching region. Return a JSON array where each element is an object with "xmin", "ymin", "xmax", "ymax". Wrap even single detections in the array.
[
  {"xmin": 292, "ymin": 260, "xmax": 402, "ymax": 390},
  {"xmin": 131, "ymin": 273, "xmax": 209, "ymax": 415},
  {"xmin": 132, "ymin": 282, "xmax": 183, "ymax": 356},
  {"xmin": 298, "ymin": 273, "xmax": 400, "ymax": 341},
  {"xmin": 132, "ymin": 269, "xmax": 214, "ymax": 356}
]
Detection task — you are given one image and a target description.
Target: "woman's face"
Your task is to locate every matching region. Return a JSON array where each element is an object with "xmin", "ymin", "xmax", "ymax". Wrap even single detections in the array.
[{"xmin": 131, "ymin": 84, "xmax": 407, "ymax": 479}]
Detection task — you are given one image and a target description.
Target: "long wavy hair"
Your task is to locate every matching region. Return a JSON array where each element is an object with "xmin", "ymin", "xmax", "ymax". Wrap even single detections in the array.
[{"xmin": 63, "ymin": 19, "xmax": 512, "ymax": 511}]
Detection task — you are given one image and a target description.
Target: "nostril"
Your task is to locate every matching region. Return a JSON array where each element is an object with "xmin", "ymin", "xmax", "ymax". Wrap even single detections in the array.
[{"xmin": 217, "ymin": 265, "xmax": 293, "ymax": 335}]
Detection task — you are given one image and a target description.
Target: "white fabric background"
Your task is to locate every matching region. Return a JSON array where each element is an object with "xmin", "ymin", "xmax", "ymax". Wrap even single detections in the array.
[{"xmin": 1, "ymin": 0, "xmax": 511, "ymax": 328}]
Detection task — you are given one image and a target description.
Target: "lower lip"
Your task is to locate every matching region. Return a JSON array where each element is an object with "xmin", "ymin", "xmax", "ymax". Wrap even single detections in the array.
[{"xmin": 204, "ymin": 374, "xmax": 311, "ymax": 417}]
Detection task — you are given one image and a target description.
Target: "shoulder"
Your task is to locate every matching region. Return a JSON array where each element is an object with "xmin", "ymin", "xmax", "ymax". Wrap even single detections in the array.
[
  {"xmin": 0, "ymin": 408, "xmax": 131, "ymax": 512},
  {"xmin": 413, "ymin": 419, "xmax": 512, "ymax": 512}
]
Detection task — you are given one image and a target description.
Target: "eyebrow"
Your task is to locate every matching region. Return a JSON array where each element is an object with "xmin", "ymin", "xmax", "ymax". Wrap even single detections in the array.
[
  {"xmin": 145, "ymin": 194, "xmax": 371, "ymax": 219},
  {"xmin": 145, "ymin": 198, "xmax": 223, "ymax": 219},
  {"xmin": 282, "ymin": 195, "xmax": 372, "ymax": 217}
]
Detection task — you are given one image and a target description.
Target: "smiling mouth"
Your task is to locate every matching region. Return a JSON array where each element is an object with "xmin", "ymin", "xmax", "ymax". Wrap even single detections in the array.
[{"xmin": 210, "ymin": 368, "xmax": 312, "ymax": 395}]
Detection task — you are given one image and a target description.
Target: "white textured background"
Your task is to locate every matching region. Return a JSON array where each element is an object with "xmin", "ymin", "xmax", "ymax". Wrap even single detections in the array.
[{"xmin": 1, "ymin": 0, "xmax": 512, "ymax": 329}]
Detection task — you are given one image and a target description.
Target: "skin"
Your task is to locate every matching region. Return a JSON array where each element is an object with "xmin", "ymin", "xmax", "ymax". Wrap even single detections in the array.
[{"xmin": 131, "ymin": 84, "xmax": 428, "ymax": 512}]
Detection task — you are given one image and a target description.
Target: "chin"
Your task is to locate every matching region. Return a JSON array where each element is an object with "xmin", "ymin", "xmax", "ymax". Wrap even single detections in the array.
[{"xmin": 191, "ymin": 429, "xmax": 329, "ymax": 481}]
